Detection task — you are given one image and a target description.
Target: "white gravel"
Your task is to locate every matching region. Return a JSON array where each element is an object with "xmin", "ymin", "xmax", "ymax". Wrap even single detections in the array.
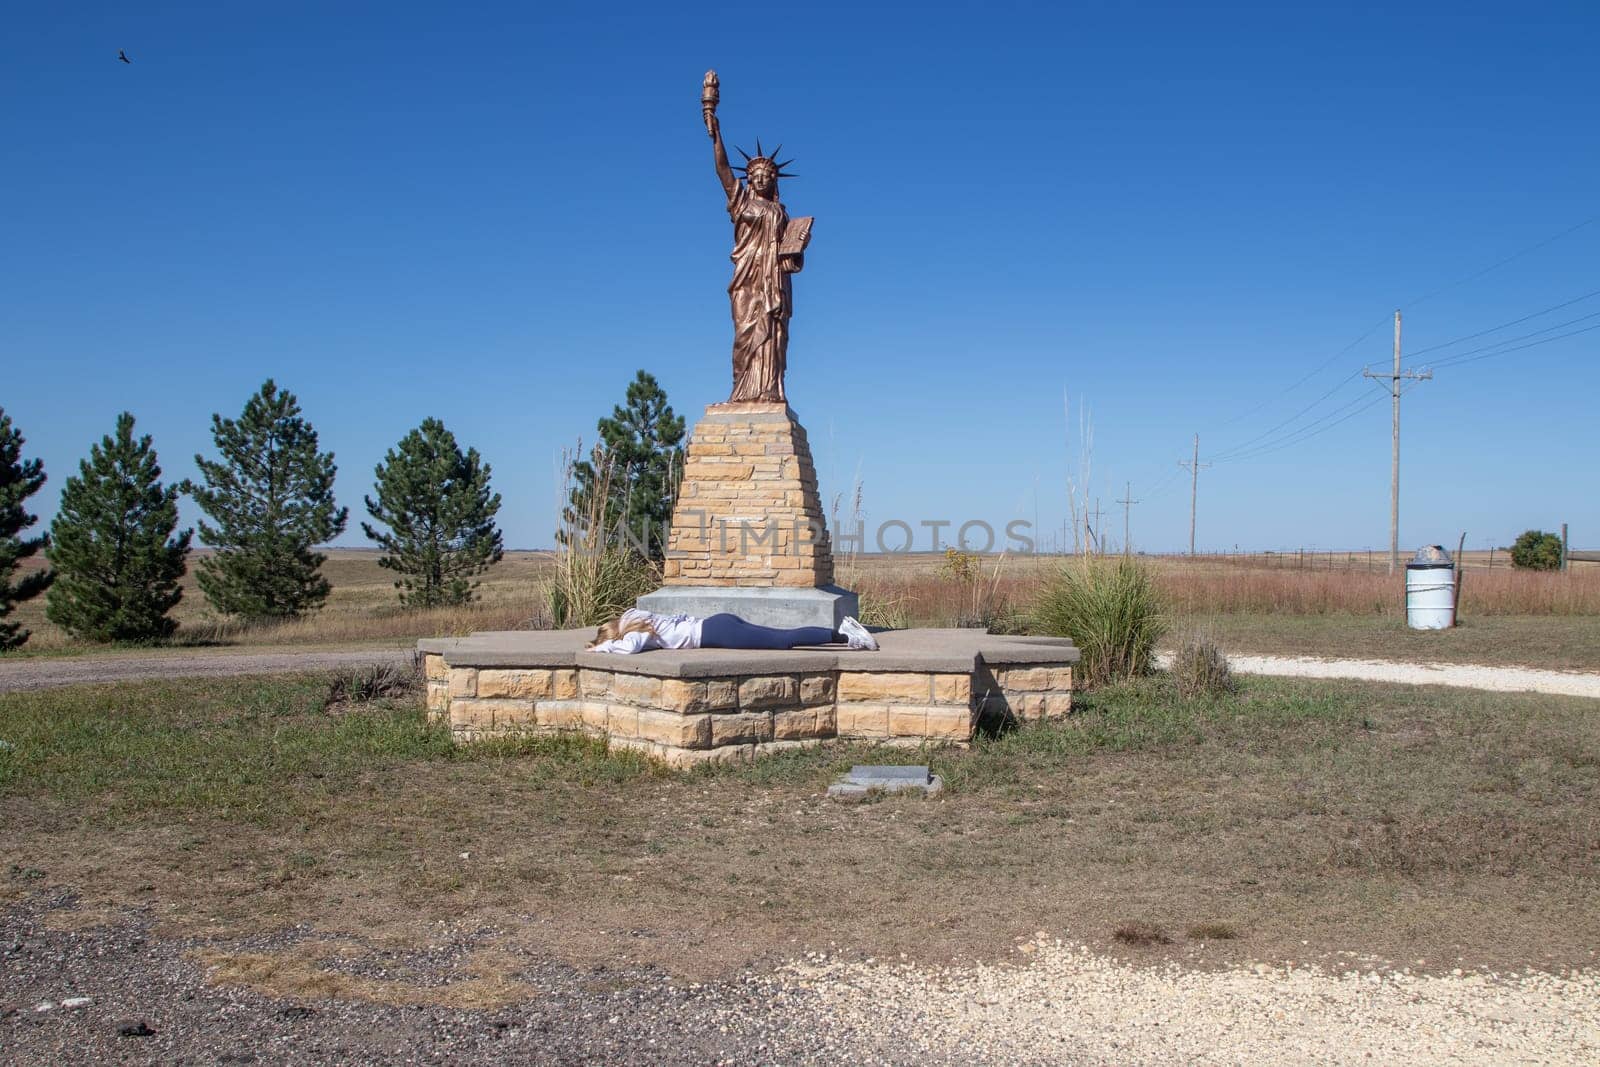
[
  {"xmin": 766, "ymin": 936, "xmax": 1600, "ymax": 1065},
  {"xmin": 1156, "ymin": 651, "xmax": 1600, "ymax": 699}
]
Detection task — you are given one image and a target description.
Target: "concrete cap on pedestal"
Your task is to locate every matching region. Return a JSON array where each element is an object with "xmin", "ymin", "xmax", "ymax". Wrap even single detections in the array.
[{"xmin": 417, "ymin": 627, "xmax": 1079, "ymax": 678}]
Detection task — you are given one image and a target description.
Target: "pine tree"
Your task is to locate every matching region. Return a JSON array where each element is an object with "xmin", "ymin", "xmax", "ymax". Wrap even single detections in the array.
[
  {"xmin": 361, "ymin": 418, "xmax": 503, "ymax": 608},
  {"xmin": 0, "ymin": 407, "xmax": 54, "ymax": 651},
  {"xmin": 46, "ymin": 413, "xmax": 192, "ymax": 642},
  {"xmin": 191, "ymin": 380, "xmax": 348, "ymax": 621},
  {"xmin": 563, "ymin": 371, "xmax": 685, "ymax": 559}
]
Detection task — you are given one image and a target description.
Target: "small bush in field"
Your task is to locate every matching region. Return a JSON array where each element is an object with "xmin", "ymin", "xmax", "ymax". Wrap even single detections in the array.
[
  {"xmin": 325, "ymin": 662, "xmax": 421, "ymax": 706},
  {"xmin": 1031, "ymin": 557, "xmax": 1165, "ymax": 687},
  {"xmin": 1510, "ymin": 530, "xmax": 1563, "ymax": 572},
  {"xmin": 1187, "ymin": 921, "xmax": 1240, "ymax": 941},
  {"xmin": 938, "ymin": 546, "xmax": 980, "ymax": 583},
  {"xmin": 1113, "ymin": 921, "xmax": 1171, "ymax": 946},
  {"xmin": 1171, "ymin": 631, "xmax": 1235, "ymax": 700}
]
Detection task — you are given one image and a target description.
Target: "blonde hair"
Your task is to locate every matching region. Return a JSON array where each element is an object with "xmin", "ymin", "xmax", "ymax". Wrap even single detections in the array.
[{"xmin": 588, "ymin": 613, "xmax": 657, "ymax": 649}]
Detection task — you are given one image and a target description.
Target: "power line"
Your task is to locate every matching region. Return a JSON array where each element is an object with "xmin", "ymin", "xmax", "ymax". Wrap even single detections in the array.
[
  {"xmin": 1425, "ymin": 312, "xmax": 1600, "ymax": 369},
  {"xmin": 1208, "ymin": 215, "xmax": 1597, "ymax": 431},
  {"xmin": 1200, "ymin": 318, "xmax": 1592, "ymax": 469},
  {"xmin": 1210, "ymin": 367, "xmax": 1366, "ymax": 461},
  {"xmin": 1427, "ymin": 320, "xmax": 1600, "ymax": 371},
  {"xmin": 1211, "ymin": 292, "xmax": 1600, "ymax": 465},
  {"xmin": 1212, "ymin": 319, "xmax": 1388, "ymax": 431},
  {"xmin": 1212, "ymin": 390, "xmax": 1385, "ymax": 464},
  {"xmin": 1405, "ymin": 286, "xmax": 1600, "ymax": 359},
  {"xmin": 1401, "ymin": 215, "xmax": 1598, "ymax": 311}
]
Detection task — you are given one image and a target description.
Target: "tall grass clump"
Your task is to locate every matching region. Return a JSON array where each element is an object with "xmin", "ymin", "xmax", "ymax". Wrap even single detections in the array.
[
  {"xmin": 1031, "ymin": 556, "xmax": 1165, "ymax": 687},
  {"xmin": 1169, "ymin": 630, "xmax": 1235, "ymax": 700},
  {"xmin": 546, "ymin": 446, "xmax": 659, "ymax": 628}
]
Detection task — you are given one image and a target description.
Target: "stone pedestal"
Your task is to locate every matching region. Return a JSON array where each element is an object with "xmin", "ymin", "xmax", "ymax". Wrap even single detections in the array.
[
  {"xmin": 419, "ymin": 628, "xmax": 1079, "ymax": 766},
  {"xmin": 639, "ymin": 401, "xmax": 857, "ymax": 630}
]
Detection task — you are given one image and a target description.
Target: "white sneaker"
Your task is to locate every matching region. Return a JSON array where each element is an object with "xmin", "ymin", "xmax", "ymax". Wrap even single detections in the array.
[{"xmin": 839, "ymin": 616, "xmax": 879, "ymax": 651}]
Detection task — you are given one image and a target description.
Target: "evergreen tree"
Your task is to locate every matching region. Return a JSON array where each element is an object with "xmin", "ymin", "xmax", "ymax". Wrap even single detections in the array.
[
  {"xmin": 362, "ymin": 418, "xmax": 503, "ymax": 608},
  {"xmin": 0, "ymin": 407, "xmax": 53, "ymax": 651},
  {"xmin": 191, "ymin": 380, "xmax": 348, "ymax": 620},
  {"xmin": 563, "ymin": 371, "xmax": 685, "ymax": 558},
  {"xmin": 46, "ymin": 413, "xmax": 192, "ymax": 642}
]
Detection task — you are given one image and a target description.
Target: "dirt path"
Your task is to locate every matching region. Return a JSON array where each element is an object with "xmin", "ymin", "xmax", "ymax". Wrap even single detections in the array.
[
  {"xmin": 1168, "ymin": 651, "xmax": 1600, "ymax": 699},
  {"xmin": 0, "ymin": 648, "xmax": 414, "ymax": 693}
]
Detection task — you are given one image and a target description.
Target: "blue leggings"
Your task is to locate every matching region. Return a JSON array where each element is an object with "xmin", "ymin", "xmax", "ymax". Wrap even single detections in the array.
[{"xmin": 700, "ymin": 613, "xmax": 837, "ymax": 650}]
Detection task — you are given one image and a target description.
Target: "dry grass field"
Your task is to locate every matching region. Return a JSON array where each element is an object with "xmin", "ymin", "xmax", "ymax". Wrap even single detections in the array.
[
  {"xmin": 840, "ymin": 551, "xmax": 1600, "ymax": 669},
  {"xmin": 6, "ymin": 548, "xmax": 1599, "ymax": 669},
  {"xmin": 4, "ymin": 550, "xmax": 555, "ymax": 656},
  {"xmin": 3, "ymin": 669, "xmax": 1597, "ymax": 1000}
]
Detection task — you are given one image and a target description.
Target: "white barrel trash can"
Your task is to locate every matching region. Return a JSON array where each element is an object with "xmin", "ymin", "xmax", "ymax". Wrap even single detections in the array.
[{"xmin": 1405, "ymin": 545, "xmax": 1456, "ymax": 630}]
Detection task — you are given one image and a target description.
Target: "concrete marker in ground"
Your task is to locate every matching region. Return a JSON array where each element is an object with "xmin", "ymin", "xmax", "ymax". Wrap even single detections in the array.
[{"xmin": 827, "ymin": 765, "xmax": 943, "ymax": 800}]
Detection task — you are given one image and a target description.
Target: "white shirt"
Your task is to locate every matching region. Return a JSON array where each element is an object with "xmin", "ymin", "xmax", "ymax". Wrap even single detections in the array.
[{"xmin": 589, "ymin": 608, "xmax": 703, "ymax": 654}]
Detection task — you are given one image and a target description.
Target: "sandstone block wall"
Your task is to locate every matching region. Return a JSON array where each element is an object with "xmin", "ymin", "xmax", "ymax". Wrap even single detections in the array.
[
  {"xmin": 660, "ymin": 403, "xmax": 834, "ymax": 588},
  {"xmin": 422, "ymin": 654, "xmax": 1074, "ymax": 767}
]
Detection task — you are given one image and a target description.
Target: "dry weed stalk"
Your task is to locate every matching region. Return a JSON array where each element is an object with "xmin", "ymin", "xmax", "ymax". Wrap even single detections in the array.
[{"xmin": 545, "ymin": 444, "xmax": 659, "ymax": 628}]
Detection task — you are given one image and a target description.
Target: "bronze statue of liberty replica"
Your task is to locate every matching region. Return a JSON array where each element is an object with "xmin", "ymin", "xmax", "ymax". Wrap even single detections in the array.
[
  {"xmin": 637, "ymin": 71, "xmax": 850, "ymax": 629},
  {"xmin": 702, "ymin": 71, "xmax": 812, "ymax": 404}
]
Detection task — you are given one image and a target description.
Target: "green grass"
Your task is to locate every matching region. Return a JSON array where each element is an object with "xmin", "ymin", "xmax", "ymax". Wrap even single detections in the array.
[
  {"xmin": 3, "ymin": 670, "xmax": 1598, "ymax": 989},
  {"xmin": 0, "ymin": 675, "xmax": 660, "ymax": 821}
]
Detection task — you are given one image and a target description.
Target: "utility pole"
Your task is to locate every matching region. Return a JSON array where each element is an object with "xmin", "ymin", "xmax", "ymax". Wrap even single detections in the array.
[
  {"xmin": 1116, "ymin": 481, "xmax": 1139, "ymax": 557},
  {"xmin": 1178, "ymin": 434, "xmax": 1210, "ymax": 556},
  {"xmin": 1363, "ymin": 310, "xmax": 1432, "ymax": 574}
]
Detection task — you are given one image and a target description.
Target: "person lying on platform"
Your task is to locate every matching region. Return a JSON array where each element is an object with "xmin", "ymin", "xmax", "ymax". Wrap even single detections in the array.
[{"xmin": 587, "ymin": 608, "xmax": 878, "ymax": 654}]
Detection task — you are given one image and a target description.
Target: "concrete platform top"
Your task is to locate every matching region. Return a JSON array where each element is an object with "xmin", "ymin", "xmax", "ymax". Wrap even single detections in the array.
[{"xmin": 418, "ymin": 627, "xmax": 1079, "ymax": 678}]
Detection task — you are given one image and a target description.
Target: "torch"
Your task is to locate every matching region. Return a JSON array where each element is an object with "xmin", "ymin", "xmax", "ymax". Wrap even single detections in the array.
[{"xmin": 702, "ymin": 70, "xmax": 719, "ymax": 136}]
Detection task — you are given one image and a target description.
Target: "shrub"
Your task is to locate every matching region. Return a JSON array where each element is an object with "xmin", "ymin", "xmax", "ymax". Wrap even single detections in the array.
[
  {"xmin": 547, "ymin": 446, "xmax": 660, "ymax": 628},
  {"xmin": 1113, "ymin": 921, "xmax": 1171, "ymax": 946},
  {"xmin": 1170, "ymin": 631, "xmax": 1235, "ymax": 700},
  {"xmin": 938, "ymin": 546, "xmax": 980, "ymax": 583},
  {"xmin": 1030, "ymin": 556, "xmax": 1164, "ymax": 687},
  {"xmin": 325, "ymin": 662, "xmax": 422, "ymax": 706},
  {"xmin": 1186, "ymin": 922, "xmax": 1240, "ymax": 941},
  {"xmin": 1510, "ymin": 530, "xmax": 1563, "ymax": 572}
]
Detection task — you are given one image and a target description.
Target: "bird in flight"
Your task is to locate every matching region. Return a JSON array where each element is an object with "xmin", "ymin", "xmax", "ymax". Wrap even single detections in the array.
[{"xmin": 118, "ymin": 50, "xmax": 132, "ymax": 64}]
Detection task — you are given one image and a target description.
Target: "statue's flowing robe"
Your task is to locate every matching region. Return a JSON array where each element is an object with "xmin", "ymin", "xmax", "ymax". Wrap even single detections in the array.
[{"xmin": 726, "ymin": 181, "xmax": 796, "ymax": 403}]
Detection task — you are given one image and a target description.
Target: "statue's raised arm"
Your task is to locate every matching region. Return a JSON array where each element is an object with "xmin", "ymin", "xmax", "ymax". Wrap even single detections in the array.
[
  {"xmin": 702, "ymin": 70, "xmax": 807, "ymax": 405},
  {"xmin": 703, "ymin": 71, "xmax": 737, "ymax": 200}
]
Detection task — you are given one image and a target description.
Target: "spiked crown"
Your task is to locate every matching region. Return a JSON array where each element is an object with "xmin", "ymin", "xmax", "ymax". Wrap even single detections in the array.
[{"xmin": 733, "ymin": 138, "xmax": 797, "ymax": 180}]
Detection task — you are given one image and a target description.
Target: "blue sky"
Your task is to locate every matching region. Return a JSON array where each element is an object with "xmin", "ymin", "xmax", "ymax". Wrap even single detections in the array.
[{"xmin": 3, "ymin": 1, "xmax": 1597, "ymax": 554}]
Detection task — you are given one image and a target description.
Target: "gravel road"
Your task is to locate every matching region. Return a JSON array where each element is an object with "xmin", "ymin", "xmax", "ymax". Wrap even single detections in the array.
[
  {"xmin": 5, "ymin": 907, "xmax": 1596, "ymax": 1065},
  {"xmin": 1155, "ymin": 651, "xmax": 1600, "ymax": 700},
  {"xmin": 0, "ymin": 649, "xmax": 415, "ymax": 693}
]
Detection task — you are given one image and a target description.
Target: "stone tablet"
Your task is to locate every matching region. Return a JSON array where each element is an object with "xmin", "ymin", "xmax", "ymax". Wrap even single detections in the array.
[{"xmin": 827, "ymin": 764, "xmax": 944, "ymax": 800}]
